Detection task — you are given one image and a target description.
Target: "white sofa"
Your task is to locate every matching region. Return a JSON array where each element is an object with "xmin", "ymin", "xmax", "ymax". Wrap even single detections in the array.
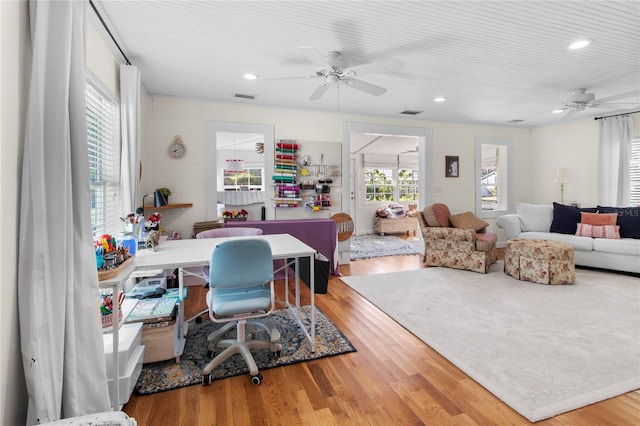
[{"xmin": 496, "ymin": 203, "xmax": 640, "ymax": 274}]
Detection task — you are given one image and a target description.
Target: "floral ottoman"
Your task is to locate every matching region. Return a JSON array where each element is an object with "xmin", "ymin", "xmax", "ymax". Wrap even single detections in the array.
[{"xmin": 504, "ymin": 238, "xmax": 575, "ymax": 284}]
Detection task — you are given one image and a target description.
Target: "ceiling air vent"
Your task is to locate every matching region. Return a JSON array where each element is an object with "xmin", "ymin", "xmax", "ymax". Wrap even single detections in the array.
[
  {"xmin": 400, "ymin": 110, "xmax": 423, "ymax": 115},
  {"xmin": 508, "ymin": 119, "xmax": 526, "ymax": 123},
  {"xmin": 234, "ymin": 93, "xmax": 256, "ymax": 100}
]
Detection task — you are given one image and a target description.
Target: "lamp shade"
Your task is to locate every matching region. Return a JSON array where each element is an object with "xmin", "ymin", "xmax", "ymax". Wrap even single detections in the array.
[
  {"xmin": 553, "ymin": 168, "xmax": 568, "ymax": 184},
  {"xmin": 226, "ymin": 159, "xmax": 245, "ymax": 173}
]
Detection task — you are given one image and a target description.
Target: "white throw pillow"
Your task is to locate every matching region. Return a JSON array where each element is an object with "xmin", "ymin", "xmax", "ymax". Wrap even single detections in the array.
[{"xmin": 515, "ymin": 202, "xmax": 553, "ymax": 232}]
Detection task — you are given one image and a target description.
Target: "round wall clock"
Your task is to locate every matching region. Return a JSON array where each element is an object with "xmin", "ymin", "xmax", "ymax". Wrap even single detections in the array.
[{"xmin": 168, "ymin": 135, "xmax": 187, "ymax": 159}]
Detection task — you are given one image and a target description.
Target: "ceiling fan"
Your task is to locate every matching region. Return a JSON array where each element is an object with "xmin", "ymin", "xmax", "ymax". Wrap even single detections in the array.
[
  {"xmin": 265, "ymin": 47, "xmax": 404, "ymax": 101},
  {"xmin": 556, "ymin": 88, "xmax": 640, "ymax": 121}
]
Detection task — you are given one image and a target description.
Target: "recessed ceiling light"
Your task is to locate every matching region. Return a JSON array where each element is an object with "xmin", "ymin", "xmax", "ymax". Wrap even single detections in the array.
[
  {"xmin": 552, "ymin": 109, "xmax": 564, "ymax": 114},
  {"xmin": 568, "ymin": 39, "xmax": 592, "ymax": 50},
  {"xmin": 243, "ymin": 73, "xmax": 258, "ymax": 80},
  {"xmin": 434, "ymin": 97, "xmax": 446, "ymax": 102}
]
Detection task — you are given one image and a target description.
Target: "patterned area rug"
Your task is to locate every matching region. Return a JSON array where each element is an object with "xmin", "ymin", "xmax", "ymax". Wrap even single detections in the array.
[
  {"xmin": 350, "ymin": 234, "xmax": 421, "ymax": 260},
  {"xmin": 134, "ymin": 305, "xmax": 356, "ymax": 394}
]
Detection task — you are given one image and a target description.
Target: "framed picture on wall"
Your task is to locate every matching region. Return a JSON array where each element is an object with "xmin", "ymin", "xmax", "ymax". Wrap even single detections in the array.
[{"xmin": 445, "ymin": 156, "xmax": 459, "ymax": 178}]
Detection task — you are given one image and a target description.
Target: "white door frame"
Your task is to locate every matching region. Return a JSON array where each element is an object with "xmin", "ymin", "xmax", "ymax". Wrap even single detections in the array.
[{"xmin": 342, "ymin": 122, "xmax": 433, "ymax": 234}]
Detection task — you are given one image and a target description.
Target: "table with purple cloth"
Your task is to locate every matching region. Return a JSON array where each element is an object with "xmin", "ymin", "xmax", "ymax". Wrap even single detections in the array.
[{"xmin": 226, "ymin": 219, "xmax": 340, "ymax": 277}]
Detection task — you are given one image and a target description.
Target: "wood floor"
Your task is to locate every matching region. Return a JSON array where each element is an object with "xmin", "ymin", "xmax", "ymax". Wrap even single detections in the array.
[{"xmin": 123, "ymin": 248, "xmax": 640, "ymax": 425}]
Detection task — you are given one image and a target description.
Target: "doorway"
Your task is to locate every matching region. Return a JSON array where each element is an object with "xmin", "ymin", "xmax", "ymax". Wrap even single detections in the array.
[
  {"xmin": 342, "ymin": 122, "xmax": 433, "ymax": 234},
  {"xmin": 205, "ymin": 121, "xmax": 275, "ymax": 221}
]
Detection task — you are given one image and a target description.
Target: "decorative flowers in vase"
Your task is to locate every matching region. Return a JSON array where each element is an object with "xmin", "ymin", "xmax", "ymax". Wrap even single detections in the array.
[{"xmin": 222, "ymin": 209, "xmax": 248, "ymax": 220}]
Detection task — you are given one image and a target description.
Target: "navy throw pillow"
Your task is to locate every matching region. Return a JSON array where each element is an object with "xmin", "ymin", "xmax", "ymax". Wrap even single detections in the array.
[
  {"xmin": 550, "ymin": 202, "xmax": 597, "ymax": 234},
  {"xmin": 597, "ymin": 206, "xmax": 640, "ymax": 239}
]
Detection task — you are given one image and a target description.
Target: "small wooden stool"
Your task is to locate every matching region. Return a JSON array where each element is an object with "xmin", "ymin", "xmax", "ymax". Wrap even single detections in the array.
[{"xmin": 504, "ymin": 239, "xmax": 575, "ymax": 284}]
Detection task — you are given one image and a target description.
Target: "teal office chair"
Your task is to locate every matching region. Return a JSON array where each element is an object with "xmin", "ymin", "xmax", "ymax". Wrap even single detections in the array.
[
  {"xmin": 188, "ymin": 227, "xmax": 264, "ymax": 324},
  {"xmin": 196, "ymin": 227, "xmax": 264, "ymax": 286},
  {"xmin": 201, "ymin": 239, "xmax": 282, "ymax": 386}
]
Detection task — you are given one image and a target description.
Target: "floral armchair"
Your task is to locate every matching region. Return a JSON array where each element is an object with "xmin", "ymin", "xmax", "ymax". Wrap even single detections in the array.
[{"xmin": 417, "ymin": 205, "xmax": 497, "ymax": 273}]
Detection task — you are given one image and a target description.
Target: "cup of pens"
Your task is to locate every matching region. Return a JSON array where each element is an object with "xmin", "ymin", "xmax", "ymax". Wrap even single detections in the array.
[{"xmin": 100, "ymin": 290, "xmax": 124, "ymax": 328}]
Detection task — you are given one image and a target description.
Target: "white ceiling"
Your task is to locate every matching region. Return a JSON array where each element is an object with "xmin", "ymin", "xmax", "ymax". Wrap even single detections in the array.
[{"xmin": 93, "ymin": 0, "xmax": 640, "ymax": 127}]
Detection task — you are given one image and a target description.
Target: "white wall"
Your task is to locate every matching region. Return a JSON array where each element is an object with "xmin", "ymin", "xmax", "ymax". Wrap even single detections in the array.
[
  {"xmin": 145, "ymin": 96, "xmax": 534, "ymax": 240},
  {"xmin": 530, "ymin": 120, "xmax": 600, "ymax": 206},
  {"xmin": 1, "ymin": 1, "xmax": 29, "ymax": 424},
  {"xmin": 529, "ymin": 114, "xmax": 640, "ymax": 207}
]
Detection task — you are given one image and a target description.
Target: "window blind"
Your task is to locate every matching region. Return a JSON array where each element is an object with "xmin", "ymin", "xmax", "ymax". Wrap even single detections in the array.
[{"xmin": 86, "ymin": 75, "xmax": 120, "ymax": 238}]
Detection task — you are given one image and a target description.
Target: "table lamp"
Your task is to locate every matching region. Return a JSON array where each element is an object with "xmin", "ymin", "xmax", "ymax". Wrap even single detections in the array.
[{"xmin": 554, "ymin": 168, "xmax": 568, "ymax": 203}]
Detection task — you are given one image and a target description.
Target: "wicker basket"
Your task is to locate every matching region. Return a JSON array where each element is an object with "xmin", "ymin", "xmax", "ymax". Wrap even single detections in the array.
[{"xmin": 97, "ymin": 256, "xmax": 134, "ymax": 281}]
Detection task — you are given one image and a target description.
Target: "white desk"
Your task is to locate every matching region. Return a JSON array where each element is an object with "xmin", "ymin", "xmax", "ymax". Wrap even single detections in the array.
[{"xmin": 134, "ymin": 233, "xmax": 317, "ymax": 354}]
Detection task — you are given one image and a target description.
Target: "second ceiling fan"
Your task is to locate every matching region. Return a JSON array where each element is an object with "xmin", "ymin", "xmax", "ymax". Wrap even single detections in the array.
[
  {"xmin": 556, "ymin": 88, "xmax": 640, "ymax": 120},
  {"xmin": 267, "ymin": 47, "xmax": 404, "ymax": 101}
]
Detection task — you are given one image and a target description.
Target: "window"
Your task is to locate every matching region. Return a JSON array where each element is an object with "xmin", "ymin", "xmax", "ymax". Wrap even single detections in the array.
[
  {"xmin": 475, "ymin": 138, "xmax": 511, "ymax": 218},
  {"xmin": 222, "ymin": 167, "xmax": 264, "ymax": 191},
  {"xmin": 86, "ymin": 74, "xmax": 120, "ymax": 238},
  {"xmin": 363, "ymin": 167, "xmax": 419, "ymax": 202},
  {"xmin": 365, "ymin": 168, "xmax": 394, "ymax": 201},
  {"xmin": 398, "ymin": 168, "xmax": 419, "ymax": 201},
  {"xmin": 630, "ymin": 137, "xmax": 640, "ymax": 205},
  {"xmin": 362, "ymin": 152, "xmax": 420, "ymax": 203}
]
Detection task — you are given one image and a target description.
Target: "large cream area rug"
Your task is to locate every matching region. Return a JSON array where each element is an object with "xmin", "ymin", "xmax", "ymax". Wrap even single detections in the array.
[{"xmin": 340, "ymin": 261, "xmax": 640, "ymax": 422}]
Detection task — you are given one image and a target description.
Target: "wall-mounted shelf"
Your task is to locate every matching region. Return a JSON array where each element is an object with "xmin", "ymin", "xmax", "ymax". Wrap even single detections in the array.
[{"xmin": 144, "ymin": 203, "xmax": 193, "ymax": 211}]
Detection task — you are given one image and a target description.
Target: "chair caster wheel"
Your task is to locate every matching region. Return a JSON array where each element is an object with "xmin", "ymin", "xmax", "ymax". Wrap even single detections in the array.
[
  {"xmin": 202, "ymin": 374, "xmax": 212, "ymax": 386},
  {"xmin": 207, "ymin": 350, "xmax": 214, "ymax": 358},
  {"xmin": 250, "ymin": 373, "xmax": 263, "ymax": 385},
  {"xmin": 195, "ymin": 316, "xmax": 203, "ymax": 324}
]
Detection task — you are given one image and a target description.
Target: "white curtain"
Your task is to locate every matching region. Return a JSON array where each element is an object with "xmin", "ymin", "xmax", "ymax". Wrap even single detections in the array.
[
  {"xmin": 119, "ymin": 64, "xmax": 141, "ymax": 214},
  {"xmin": 19, "ymin": 1, "xmax": 111, "ymax": 423},
  {"xmin": 598, "ymin": 116, "xmax": 632, "ymax": 206}
]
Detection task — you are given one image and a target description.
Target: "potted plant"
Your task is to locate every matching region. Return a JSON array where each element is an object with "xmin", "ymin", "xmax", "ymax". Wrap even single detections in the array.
[{"xmin": 154, "ymin": 187, "xmax": 171, "ymax": 207}]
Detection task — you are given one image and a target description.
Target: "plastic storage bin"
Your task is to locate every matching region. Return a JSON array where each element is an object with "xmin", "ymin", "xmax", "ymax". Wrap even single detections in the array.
[
  {"xmin": 107, "ymin": 345, "xmax": 144, "ymax": 406},
  {"xmin": 103, "ymin": 322, "xmax": 142, "ymax": 376},
  {"xmin": 142, "ymin": 320, "xmax": 178, "ymax": 363}
]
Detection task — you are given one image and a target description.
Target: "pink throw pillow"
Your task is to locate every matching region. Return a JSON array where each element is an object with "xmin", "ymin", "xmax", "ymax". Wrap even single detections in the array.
[
  {"xmin": 576, "ymin": 223, "xmax": 621, "ymax": 239},
  {"xmin": 580, "ymin": 212, "xmax": 617, "ymax": 226},
  {"xmin": 422, "ymin": 205, "xmax": 440, "ymax": 227},
  {"xmin": 431, "ymin": 204, "xmax": 451, "ymax": 227}
]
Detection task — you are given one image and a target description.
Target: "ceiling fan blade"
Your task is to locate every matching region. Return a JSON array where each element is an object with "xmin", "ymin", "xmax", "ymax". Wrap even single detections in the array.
[
  {"xmin": 309, "ymin": 83, "xmax": 329, "ymax": 101},
  {"xmin": 559, "ymin": 109, "xmax": 575, "ymax": 121},
  {"xmin": 260, "ymin": 75, "xmax": 318, "ymax": 81},
  {"xmin": 300, "ymin": 47, "xmax": 330, "ymax": 68},
  {"xmin": 348, "ymin": 78, "xmax": 387, "ymax": 96},
  {"xmin": 593, "ymin": 102, "xmax": 640, "ymax": 106},
  {"xmin": 348, "ymin": 59, "xmax": 404, "ymax": 76},
  {"xmin": 596, "ymin": 90, "xmax": 640, "ymax": 104}
]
